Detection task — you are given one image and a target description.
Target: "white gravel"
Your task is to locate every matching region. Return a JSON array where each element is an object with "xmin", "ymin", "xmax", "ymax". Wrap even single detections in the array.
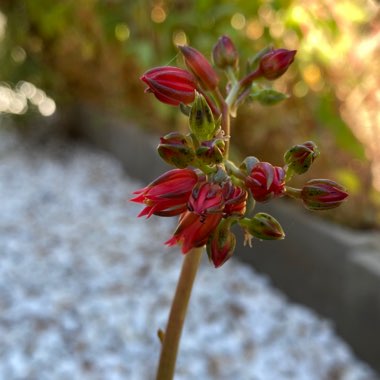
[{"xmin": 0, "ymin": 125, "xmax": 377, "ymax": 380}]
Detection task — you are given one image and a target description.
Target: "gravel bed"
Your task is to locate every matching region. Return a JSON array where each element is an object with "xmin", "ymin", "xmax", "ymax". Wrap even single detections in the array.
[{"xmin": 0, "ymin": 126, "xmax": 377, "ymax": 380}]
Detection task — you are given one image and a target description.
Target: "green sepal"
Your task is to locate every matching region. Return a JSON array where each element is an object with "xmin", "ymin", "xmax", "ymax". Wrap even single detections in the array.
[{"xmin": 239, "ymin": 156, "xmax": 260, "ymax": 175}]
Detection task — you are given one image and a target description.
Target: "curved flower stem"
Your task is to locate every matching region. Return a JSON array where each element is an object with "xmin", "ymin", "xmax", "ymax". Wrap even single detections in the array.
[
  {"xmin": 155, "ymin": 247, "xmax": 203, "ymax": 380},
  {"xmin": 213, "ymin": 88, "xmax": 231, "ymax": 157}
]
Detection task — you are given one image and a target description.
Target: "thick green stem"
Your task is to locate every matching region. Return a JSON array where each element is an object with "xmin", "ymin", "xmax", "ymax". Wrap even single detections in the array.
[
  {"xmin": 155, "ymin": 247, "xmax": 203, "ymax": 380},
  {"xmin": 225, "ymin": 160, "xmax": 246, "ymax": 180},
  {"xmin": 225, "ymin": 81, "xmax": 240, "ymax": 109}
]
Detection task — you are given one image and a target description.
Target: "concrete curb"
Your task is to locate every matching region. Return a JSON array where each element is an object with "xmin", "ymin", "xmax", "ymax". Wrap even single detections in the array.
[{"xmin": 71, "ymin": 106, "xmax": 380, "ymax": 373}]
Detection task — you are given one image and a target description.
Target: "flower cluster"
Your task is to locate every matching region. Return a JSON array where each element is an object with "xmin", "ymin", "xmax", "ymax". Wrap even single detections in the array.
[{"xmin": 133, "ymin": 36, "xmax": 348, "ymax": 268}]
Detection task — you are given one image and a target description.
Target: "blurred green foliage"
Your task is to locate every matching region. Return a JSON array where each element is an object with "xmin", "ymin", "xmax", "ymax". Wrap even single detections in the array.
[{"xmin": 0, "ymin": 0, "xmax": 379, "ymax": 228}]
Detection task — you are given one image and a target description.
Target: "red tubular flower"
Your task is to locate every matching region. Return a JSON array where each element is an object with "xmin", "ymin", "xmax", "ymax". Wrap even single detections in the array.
[
  {"xmin": 301, "ymin": 179, "xmax": 348, "ymax": 211},
  {"xmin": 223, "ymin": 183, "xmax": 247, "ymax": 217},
  {"xmin": 140, "ymin": 66, "xmax": 196, "ymax": 106},
  {"xmin": 207, "ymin": 220, "xmax": 236, "ymax": 268},
  {"xmin": 130, "ymin": 169, "xmax": 198, "ymax": 217},
  {"xmin": 165, "ymin": 211, "xmax": 223, "ymax": 254},
  {"xmin": 188, "ymin": 182, "xmax": 225, "ymax": 217},
  {"xmin": 245, "ymin": 162, "xmax": 285, "ymax": 202},
  {"xmin": 178, "ymin": 45, "xmax": 219, "ymax": 90},
  {"xmin": 259, "ymin": 48, "xmax": 297, "ymax": 80}
]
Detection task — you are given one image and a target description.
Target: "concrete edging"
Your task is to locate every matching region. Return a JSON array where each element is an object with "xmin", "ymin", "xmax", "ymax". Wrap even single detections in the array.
[{"xmin": 71, "ymin": 106, "xmax": 380, "ymax": 373}]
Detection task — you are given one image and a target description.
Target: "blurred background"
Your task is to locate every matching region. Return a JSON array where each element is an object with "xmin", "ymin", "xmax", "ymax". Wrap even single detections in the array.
[{"xmin": 0, "ymin": 0, "xmax": 379, "ymax": 228}]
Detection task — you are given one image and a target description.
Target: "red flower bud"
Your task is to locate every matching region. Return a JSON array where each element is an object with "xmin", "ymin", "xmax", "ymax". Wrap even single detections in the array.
[
  {"xmin": 158, "ymin": 132, "xmax": 195, "ymax": 168},
  {"xmin": 301, "ymin": 179, "xmax": 348, "ymax": 211},
  {"xmin": 140, "ymin": 66, "xmax": 196, "ymax": 106},
  {"xmin": 284, "ymin": 141, "xmax": 319, "ymax": 176},
  {"xmin": 223, "ymin": 183, "xmax": 247, "ymax": 217},
  {"xmin": 165, "ymin": 211, "xmax": 222, "ymax": 253},
  {"xmin": 207, "ymin": 220, "xmax": 236, "ymax": 268},
  {"xmin": 178, "ymin": 45, "xmax": 219, "ymax": 90},
  {"xmin": 130, "ymin": 169, "xmax": 198, "ymax": 217},
  {"xmin": 259, "ymin": 49, "xmax": 296, "ymax": 80},
  {"xmin": 188, "ymin": 182, "xmax": 225, "ymax": 217},
  {"xmin": 245, "ymin": 162, "xmax": 285, "ymax": 202},
  {"xmin": 212, "ymin": 35, "xmax": 239, "ymax": 70}
]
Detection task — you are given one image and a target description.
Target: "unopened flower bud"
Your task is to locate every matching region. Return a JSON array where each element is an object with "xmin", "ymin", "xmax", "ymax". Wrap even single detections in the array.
[
  {"xmin": 196, "ymin": 138, "xmax": 225, "ymax": 164},
  {"xmin": 301, "ymin": 179, "xmax": 348, "ymax": 211},
  {"xmin": 158, "ymin": 132, "xmax": 195, "ymax": 168},
  {"xmin": 212, "ymin": 35, "xmax": 239, "ymax": 70},
  {"xmin": 259, "ymin": 49, "xmax": 296, "ymax": 80},
  {"xmin": 189, "ymin": 93, "xmax": 217, "ymax": 141},
  {"xmin": 140, "ymin": 66, "xmax": 196, "ymax": 105},
  {"xmin": 284, "ymin": 141, "xmax": 319, "ymax": 176},
  {"xmin": 207, "ymin": 219, "xmax": 236, "ymax": 268},
  {"xmin": 239, "ymin": 213, "xmax": 285, "ymax": 240},
  {"xmin": 245, "ymin": 162, "xmax": 285, "ymax": 202},
  {"xmin": 178, "ymin": 45, "xmax": 219, "ymax": 90}
]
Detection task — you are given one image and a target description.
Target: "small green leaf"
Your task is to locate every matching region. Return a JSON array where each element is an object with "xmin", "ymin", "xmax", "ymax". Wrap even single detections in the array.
[{"xmin": 250, "ymin": 88, "xmax": 289, "ymax": 106}]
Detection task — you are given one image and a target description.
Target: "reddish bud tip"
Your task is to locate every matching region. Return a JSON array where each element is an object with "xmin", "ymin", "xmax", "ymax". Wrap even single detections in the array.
[
  {"xmin": 178, "ymin": 45, "xmax": 219, "ymax": 90},
  {"xmin": 259, "ymin": 49, "xmax": 297, "ymax": 80}
]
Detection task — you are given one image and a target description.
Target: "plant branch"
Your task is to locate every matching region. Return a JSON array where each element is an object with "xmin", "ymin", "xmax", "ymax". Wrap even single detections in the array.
[{"xmin": 155, "ymin": 247, "xmax": 203, "ymax": 380}]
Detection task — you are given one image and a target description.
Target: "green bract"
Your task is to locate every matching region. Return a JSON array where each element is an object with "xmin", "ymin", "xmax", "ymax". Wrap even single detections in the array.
[{"xmin": 189, "ymin": 93, "xmax": 217, "ymax": 142}]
